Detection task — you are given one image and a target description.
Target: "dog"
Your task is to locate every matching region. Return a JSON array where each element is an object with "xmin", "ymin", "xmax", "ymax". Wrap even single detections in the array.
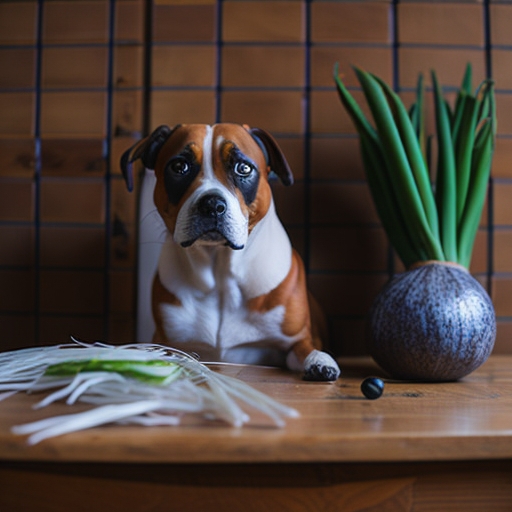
[{"xmin": 120, "ymin": 123, "xmax": 340, "ymax": 381}]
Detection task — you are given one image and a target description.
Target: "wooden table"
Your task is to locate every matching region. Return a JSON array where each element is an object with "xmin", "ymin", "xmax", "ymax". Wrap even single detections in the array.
[{"xmin": 1, "ymin": 356, "xmax": 512, "ymax": 511}]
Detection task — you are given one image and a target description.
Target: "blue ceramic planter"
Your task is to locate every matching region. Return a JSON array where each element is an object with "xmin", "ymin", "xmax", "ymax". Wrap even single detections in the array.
[{"xmin": 367, "ymin": 262, "xmax": 496, "ymax": 381}]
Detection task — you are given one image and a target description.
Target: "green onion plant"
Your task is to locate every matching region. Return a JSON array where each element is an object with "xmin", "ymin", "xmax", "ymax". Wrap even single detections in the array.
[{"xmin": 334, "ymin": 63, "xmax": 496, "ymax": 269}]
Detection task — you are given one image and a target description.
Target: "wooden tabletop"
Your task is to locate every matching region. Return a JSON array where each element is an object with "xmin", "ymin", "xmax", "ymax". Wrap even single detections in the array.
[{"xmin": 1, "ymin": 355, "xmax": 512, "ymax": 464}]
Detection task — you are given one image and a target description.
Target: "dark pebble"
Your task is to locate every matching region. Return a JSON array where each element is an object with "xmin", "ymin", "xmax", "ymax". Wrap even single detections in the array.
[{"xmin": 361, "ymin": 377, "xmax": 384, "ymax": 400}]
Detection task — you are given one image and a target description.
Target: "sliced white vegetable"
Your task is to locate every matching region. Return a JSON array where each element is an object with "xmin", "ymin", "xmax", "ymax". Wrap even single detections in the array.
[{"xmin": 0, "ymin": 339, "xmax": 299, "ymax": 444}]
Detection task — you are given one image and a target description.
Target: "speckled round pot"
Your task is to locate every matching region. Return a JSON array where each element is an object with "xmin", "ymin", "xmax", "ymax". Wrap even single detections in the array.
[{"xmin": 367, "ymin": 262, "xmax": 496, "ymax": 381}]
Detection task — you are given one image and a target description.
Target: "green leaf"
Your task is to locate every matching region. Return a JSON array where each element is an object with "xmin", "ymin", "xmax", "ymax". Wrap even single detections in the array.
[
  {"xmin": 457, "ymin": 80, "xmax": 496, "ymax": 267},
  {"xmin": 457, "ymin": 122, "xmax": 493, "ymax": 268},
  {"xmin": 461, "ymin": 63, "xmax": 473, "ymax": 94},
  {"xmin": 432, "ymin": 70, "xmax": 458, "ymax": 263},
  {"xmin": 359, "ymin": 135, "xmax": 421, "ymax": 267},
  {"xmin": 354, "ymin": 67, "xmax": 444, "ymax": 262},
  {"xmin": 409, "ymin": 103, "xmax": 418, "ymax": 133},
  {"xmin": 452, "ymin": 63, "xmax": 473, "ymax": 142},
  {"xmin": 454, "ymin": 94, "xmax": 479, "ymax": 224},
  {"xmin": 476, "ymin": 79, "xmax": 497, "ymax": 141},
  {"xmin": 373, "ymin": 74, "xmax": 440, "ymax": 243},
  {"xmin": 412, "ymin": 73, "xmax": 427, "ymax": 161},
  {"xmin": 451, "ymin": 91, "xmax": 468, "ymax": 145},
  {"xmin": 333, "ymin": 63, "xmax": 377, "ymax": 141},
  {"xmin": 451, "ymin": 64, "xmax": 473, "ymax": 147}
]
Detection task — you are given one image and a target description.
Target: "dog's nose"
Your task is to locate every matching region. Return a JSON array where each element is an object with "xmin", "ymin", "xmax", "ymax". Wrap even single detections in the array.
[{"xmin": 198, "ymin": 194, "xmax": 227, "ymax": 218}]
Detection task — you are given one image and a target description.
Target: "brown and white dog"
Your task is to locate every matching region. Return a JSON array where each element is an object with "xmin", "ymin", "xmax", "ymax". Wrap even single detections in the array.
[{"xmin": 121, "ymin": 123, "xmax": 340, "ymax": 381}]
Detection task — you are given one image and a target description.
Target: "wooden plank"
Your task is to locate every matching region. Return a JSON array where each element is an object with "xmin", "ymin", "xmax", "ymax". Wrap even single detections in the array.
[{"xmin": 1, "ymin": 461, "xmax": 512, "ymax": 512}]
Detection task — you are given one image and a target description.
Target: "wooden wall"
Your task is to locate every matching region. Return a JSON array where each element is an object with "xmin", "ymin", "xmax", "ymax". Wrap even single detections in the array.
[{"xmin": 1, "ymin": 0, "xmax": 511, "ymax": 357}]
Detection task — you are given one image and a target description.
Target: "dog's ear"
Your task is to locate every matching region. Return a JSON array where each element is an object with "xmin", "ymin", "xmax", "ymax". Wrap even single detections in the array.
[
  {"xmin": 120, "ymin": 125, "xmax": 176, "ymax": 192},
  {"xmin": 249, "ymin": 127, "xmax": 294, "ymax": 186}
]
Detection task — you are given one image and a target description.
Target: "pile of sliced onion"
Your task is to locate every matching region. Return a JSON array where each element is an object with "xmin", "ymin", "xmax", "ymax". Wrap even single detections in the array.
[{"xmin": 0, "ymin": 338, "xmax": 299, "ymax": 445}]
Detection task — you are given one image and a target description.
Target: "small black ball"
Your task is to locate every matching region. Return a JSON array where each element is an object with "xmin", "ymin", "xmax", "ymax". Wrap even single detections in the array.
[{"xmin": 361, "ymin": 377, "xmax": 384, "ymax": 400}]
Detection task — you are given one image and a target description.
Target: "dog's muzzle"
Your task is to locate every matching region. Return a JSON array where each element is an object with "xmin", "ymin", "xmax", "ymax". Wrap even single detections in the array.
[{"xmin": 180, "ymin": 193, "xmax": 245, "ymax": 250}]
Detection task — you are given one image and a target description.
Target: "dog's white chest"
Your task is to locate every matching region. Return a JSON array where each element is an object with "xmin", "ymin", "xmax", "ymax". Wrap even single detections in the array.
[
  {"xmin": 156, "ymin": 205, "xmax": 298, "ymax": 365},
  {"xmin": 159, "ymin": 278, "xmax": 296, "ymax": 364}
]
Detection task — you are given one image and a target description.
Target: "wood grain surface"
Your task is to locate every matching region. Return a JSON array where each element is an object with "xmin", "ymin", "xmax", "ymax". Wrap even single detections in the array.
[{"xmin": 1, "ymin": 355, "xmax": 512, "ymax": 464}]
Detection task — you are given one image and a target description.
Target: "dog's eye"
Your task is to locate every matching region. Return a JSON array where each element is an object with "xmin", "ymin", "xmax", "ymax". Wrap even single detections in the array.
[
  {"xmin": 169, "ymin": 158, "xmax": 189, "ymax": 175},
  {"xmin": 234, "ymin": 161, "xmax": 254, "ymax": 177}
]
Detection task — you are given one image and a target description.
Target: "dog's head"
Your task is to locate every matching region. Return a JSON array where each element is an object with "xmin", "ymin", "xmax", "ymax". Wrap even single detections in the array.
[{"xmin": 120, "ymin": 124, "xmax": 293, "ymax": 251}]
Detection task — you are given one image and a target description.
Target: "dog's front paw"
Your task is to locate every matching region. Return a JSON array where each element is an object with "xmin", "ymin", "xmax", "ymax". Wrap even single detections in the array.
[{"xmin": 303, "ymin": 350, "xmax": 340, "ymax": 381}]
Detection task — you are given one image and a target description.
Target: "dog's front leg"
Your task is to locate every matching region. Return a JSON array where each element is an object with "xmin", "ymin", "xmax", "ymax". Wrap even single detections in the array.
[
  {"xmin": 269, "ymin": 251, "xmax": 340, "ymax": 382},
  {"xmin": 287, "ymin": 338, "xmax": 340, "ymax": 382}
]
